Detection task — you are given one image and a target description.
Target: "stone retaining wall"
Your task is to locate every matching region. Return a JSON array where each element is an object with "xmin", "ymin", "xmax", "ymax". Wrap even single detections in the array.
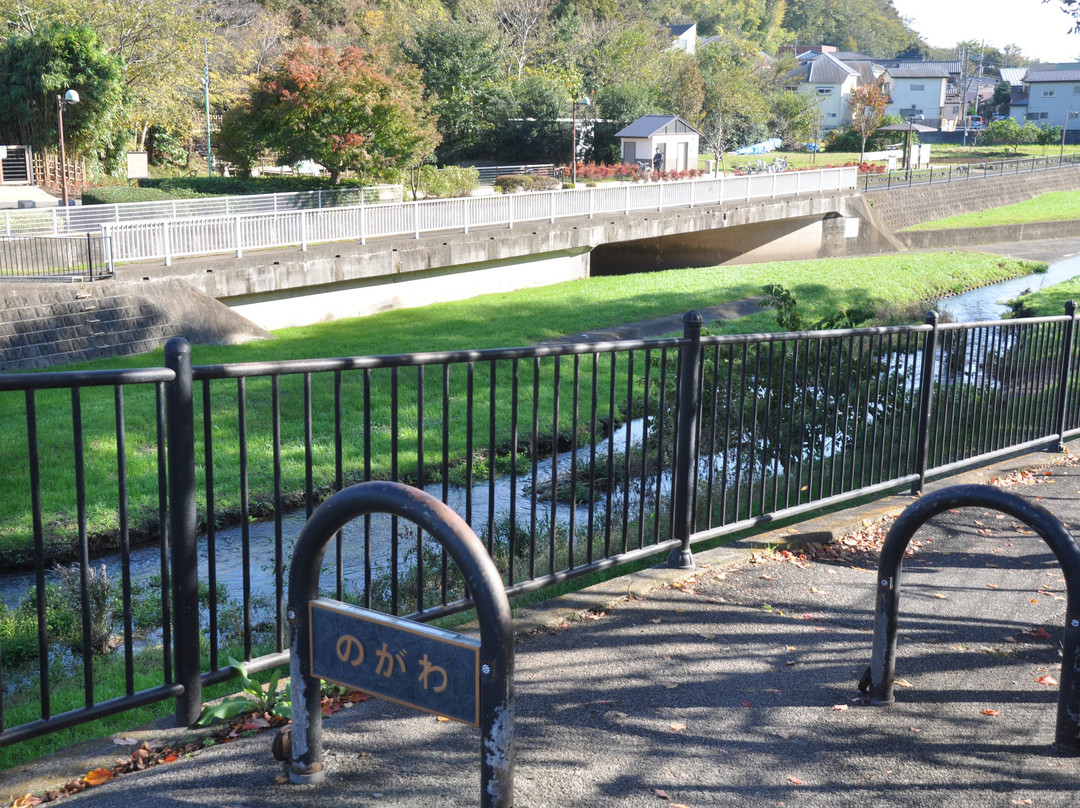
[
  {"xmin": 0, "ymin": 280, "xmax": 271, "ymax": 372},
  {"xmin": 864, "ymin": 165, "xmax": 1080, "ymax": 233}
]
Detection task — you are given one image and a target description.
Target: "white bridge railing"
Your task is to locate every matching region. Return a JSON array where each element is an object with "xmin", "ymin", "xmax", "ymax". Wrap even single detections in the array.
[
  {"xmin": 0, "ymin": 185, "xmax": 404, "ymax": 238},
  {"xmin": 100, "ymin": 167, "xmax": 858, "ymax": 269}
]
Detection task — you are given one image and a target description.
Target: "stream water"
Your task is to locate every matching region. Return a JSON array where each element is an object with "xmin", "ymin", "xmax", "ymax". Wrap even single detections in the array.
[{"xmin": 5, "ymin": 254, "xmax": 1080, "ymax": 609}]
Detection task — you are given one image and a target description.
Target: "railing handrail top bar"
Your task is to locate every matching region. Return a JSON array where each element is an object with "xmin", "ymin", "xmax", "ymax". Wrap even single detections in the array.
[
  {"xmin": 700, "ymin": 322, "xmax": 932, "ymax": 345},
  {"xmin": 937, "ymin": 314, "xmax": 1071, "ymax": 329},
  {"xmin": 191, "ymin": 336, "xmax": 690, "ymax": 380},
  {"xmin": 0, "ymin": 366, "xmax": 175, "ymax": 390}
]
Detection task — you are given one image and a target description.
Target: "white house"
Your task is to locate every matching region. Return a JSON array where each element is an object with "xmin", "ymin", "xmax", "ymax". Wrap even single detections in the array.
[
  {"xmin": 882, "ymin": 65, "xmax": 950, "ymax": 127},
  {"xmin": 783, "ymin": 52, "xmax": 862, "ymax": 129},
  {"xmin": 667, "ymin": 23, "xmax": 697, "ymax": 55},
  {"xmin": 615, "ymin": 115, "xmax": 701, "ymax": 171},
  {"xmin": 1012, "ymin": 63, "xmax": 1080, "ymax": 127}
]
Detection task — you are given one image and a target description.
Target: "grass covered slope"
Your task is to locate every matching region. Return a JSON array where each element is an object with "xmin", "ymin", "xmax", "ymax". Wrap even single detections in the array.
[
  {"xmin": 905, "ymin": 191, "xmax": 1080, "ymax": 232},
  {"xmin": 0, "ymin": 252, "xmax": 1045, "ymax": 564}
]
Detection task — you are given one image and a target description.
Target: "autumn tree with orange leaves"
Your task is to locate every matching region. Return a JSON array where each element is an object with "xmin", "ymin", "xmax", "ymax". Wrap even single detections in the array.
[{"xmin": 218, "ymin": 40, "xmax": 439, "ymax": 183}]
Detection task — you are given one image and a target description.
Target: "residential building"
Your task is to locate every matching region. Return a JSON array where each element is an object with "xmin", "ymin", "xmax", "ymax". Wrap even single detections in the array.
[
  {"xmin": 667, "ymin": 23, "xmax": 697, "ymax": 55},
  {"xmin": 783, "ymin": 53, "xmax": 862, "ymax": 129},
  {"xmin": 882, "ymin": 66, "xmax": 950, "ymax": 127},
  {"xmin": 1011, "ymin": 63, "xmax": 1080, "ymax": 126}
]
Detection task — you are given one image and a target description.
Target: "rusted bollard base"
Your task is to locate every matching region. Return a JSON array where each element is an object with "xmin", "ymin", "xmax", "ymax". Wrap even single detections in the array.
[{"xmin": 289, "ymin": 762, "xmax": 325, "ymax": 785}]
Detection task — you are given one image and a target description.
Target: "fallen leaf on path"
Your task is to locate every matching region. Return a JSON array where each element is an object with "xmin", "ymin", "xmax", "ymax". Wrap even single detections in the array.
[
  {"xmin": 1011, "ymin": 800, "xmax": 1034, "ymax": 805},
  {"xmin": 1036, "ymin": 675, "xmax": 1059, "ymax": 686},
  {"xmin": 981, "ymin": 709, "xmax": 1001, "ymax": 716},
  {"xmin": 436, "ymin": 716, "xmax": 451, "ymax": 722},
  {"xmin": 787, "ymin": 775, "xmax": 804, "ymax": 785},
  {"xmin": 741, "ymin": 701, "xmax": 752, "ymax": 708},
  {"xmin": 669, "ymin": 722, "xmax": 687, "ymax": 732},
  {"xmin": 1032, "ymin": 627, "xmax": 1052, "ymax": 639},
  {"xmin": 11, "ymin": 795, "xmax": 42, "ymax": 807},
  {"xmin": 832, "ymin": 704, "xmax": 849, "ymax": 711},
  {"xmin": 894, "ymin": 678, "xmax": 914, "ymax": 688},
  {"xmin": 933, "ymin": 593, "xmax": 948, "ymax": 599},
  {"xmin": 650, "ymin": 618, "xmax": 662, "ymax": 624},
  {"xmin": 659, "ymin": 682, "xmax": 679, "ymax": 689},
  {"xmin": 83, "ymin": 768, "xmax": 115, "ymax": 786},
  {"xmin": 653, "ymin": 788, "xmax": 671, "ymax": 799},
  {"xmin": 776, "ymin": 730, "xmax": 791, "ymax": 740},
  {"xmin": 986, "ymin": 584, "xmax": 998, "ymax": 589},
  {"xmin": 112, "ymin": 737, "xmax": 140, "ymax": 745},
  {"xmin": 274, "ymin": 774, "xmax": 289, "ymax": 785},
  {"xmin": 162, "ymin": 755, "xmax": 179, "ymax": 763},
  {"xmin": 583, "ymin": 611, "xmax": 606, "ymax": 620}
]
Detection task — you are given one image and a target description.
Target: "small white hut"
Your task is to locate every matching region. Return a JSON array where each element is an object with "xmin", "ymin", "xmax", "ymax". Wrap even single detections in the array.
[{"xmin": 614, "ymin": 115, "xmax": 702, "ymax": 172}]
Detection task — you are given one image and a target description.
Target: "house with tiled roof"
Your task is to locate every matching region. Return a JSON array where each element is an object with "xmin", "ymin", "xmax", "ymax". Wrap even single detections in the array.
[
  {"xmin": 782, "ymin": 52, "xmax": 862, "ymax": 129},
  {"xmin": 882, "ymin": 65, "xmax": 950, "ymax": 127},
  {"xmin": 1012, "ymin": 63, "xmax": 1080, "ymax": 126}
]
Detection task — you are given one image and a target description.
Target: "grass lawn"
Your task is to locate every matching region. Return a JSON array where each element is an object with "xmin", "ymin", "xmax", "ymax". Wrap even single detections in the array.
[
  {"xmin": 1003, "ymin": 275, "xmax": 1080, "ymax": 317},
  {"xmin": 904, "ymin": 191, "xmax": 1080, "ymax": 231}
]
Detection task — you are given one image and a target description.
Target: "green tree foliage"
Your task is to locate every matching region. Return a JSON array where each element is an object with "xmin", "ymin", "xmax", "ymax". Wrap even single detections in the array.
[
  {"xmin": 0, "ymin": 25, "xmax": 124, "ymax": 160},
  {"xmin": 695, "ymin": 38, "xmax": 772, "ymax": 168},
  {"xmin": 978, "ymin": 118, "xmax": 1042, "ymax": 152},
  {"xmin": 781, "ymin": 0, "xmax": 919, "ymax": 57},
  {"xmin": 402, "ymin": 18, "xmax": 513, "ymax": 162},
  {"xmin": 218, "ymin": 40, "xmax": 440, "ymax": 183},
  {"xmin": 770, "ymin": 89, "xmax": 817, "ymax": 147}
]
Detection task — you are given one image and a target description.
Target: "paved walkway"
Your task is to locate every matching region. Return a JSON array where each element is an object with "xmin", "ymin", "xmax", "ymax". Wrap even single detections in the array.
[
  {"xmin": 4, "ymin": 446, "xmax": 1080, "ymax": 807},
  {"xmin": 0, "ymin": 185, "xmax": 62, "ymax": 209}
]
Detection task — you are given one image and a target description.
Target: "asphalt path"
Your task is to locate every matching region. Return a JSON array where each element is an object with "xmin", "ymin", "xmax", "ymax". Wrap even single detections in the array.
[{"xmin": 41, "ymin": 453, "xmax": 1080, "ymax": 808}]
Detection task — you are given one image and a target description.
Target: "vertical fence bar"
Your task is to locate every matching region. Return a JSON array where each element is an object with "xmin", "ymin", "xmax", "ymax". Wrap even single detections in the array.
[
  {"xmin": 164, "ymin": 338, "xmax": 201, "ymax": 726},
  {"xmin": 669, "ymin": 312, "xmax": 703, "ymax": 567},
  {"xmin": 912, "ymin": 312, "xmax": 939, "ymax": 493},
  {"xmin": 1055, "ymin": 302, "xmax": 1077, "ymax": 450}
]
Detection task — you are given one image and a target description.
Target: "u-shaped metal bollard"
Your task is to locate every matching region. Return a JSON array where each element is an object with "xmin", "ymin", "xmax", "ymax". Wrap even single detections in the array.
[
  {"xmin": 286, "ymin": 481, "xmax": 515, "ymax": 807},
  {"xmin": 863, "ymin": 484, "xmax": 1080, "ymax": 754}
]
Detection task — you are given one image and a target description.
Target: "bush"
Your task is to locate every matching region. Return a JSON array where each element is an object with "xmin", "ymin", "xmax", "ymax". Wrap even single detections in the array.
[
  {"xmin": 417, "ymin": 165, "xmax": 480, "ymax": 198},
  {"xmin": 140, "ymin": 175, "xmax": 373, "ymax": 196},
  {"xmin": 81, "ymin": 186, "xmax": 211, "ymax": 205},
  {"xmin": 494, "ymin": 175, "xmax": 536, "ymax": 193},
  {"xmin": 531, "ymin": 175, "xmax": 561, "ymax": 191}
]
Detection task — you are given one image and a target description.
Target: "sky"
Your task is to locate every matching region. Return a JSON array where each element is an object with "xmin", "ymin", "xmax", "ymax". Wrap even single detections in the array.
[{"xmin": 891, "ymin": 0, "xmax": 1080, "ymax": 63}]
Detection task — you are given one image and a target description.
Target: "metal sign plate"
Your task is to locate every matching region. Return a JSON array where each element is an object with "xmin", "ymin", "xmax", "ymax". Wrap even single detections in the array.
[{"xmin": 309, "ymin": 598, "xmax": 481, "ymax": 726}]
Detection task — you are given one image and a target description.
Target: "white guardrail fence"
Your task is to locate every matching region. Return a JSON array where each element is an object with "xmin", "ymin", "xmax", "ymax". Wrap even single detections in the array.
[
  {"xmin": 0, "ymin": 185, "xmax": 403, "ymax": 238},
  {"xmin": 94, "ymin": 168, "xmax": 860, "ymax": 269}
]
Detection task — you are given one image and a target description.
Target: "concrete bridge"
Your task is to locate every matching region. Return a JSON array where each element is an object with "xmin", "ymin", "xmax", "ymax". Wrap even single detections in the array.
[{"xmin": 110, "ymin": 168, "xmax": 891, "ymax": 330}]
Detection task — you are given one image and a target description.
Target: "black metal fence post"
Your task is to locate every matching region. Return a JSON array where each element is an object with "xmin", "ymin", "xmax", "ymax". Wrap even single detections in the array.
[
  {"xmin": 1055, "ymin": 301, "xmax": 1078, "ymax": 451},
  {"xmin": 668, "ymin": 311, "xmax": 703, "ymax": 568},
  {"xmin": 165, "ymin": 337, "xmax": 201, "ymax": 726},
  {"xmin": 912, "ymin": 311, "xmax": 939, "ymax": 494}
]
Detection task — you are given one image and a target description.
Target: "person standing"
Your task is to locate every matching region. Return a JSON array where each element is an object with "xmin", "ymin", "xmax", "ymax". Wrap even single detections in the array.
[{"xmin": 653, "ymin": 148, "xmax": 664, "ymax": 173}]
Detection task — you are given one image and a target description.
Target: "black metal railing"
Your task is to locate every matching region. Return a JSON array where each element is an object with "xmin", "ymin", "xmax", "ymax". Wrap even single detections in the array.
[
  {"xmin": 861, "ymin": 152, "xmax": 1080, "ymax": 192},
  {"xmin": 1, "ymin": 305, "xmax": 1078, "ymax": 748},
  {"xmin": 0, "ymin": 234, "xmax": 111, "ymax": 280}
]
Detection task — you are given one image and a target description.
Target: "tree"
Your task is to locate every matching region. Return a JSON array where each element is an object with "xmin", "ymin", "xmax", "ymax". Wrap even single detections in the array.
[
  {"xmin": 402, "ymin": 17, "xmax": 513, "ymax": 162},
  {"xmin": 218, "ymin": 41, "xmax": 440, "ymax": 183},
  {"xmin": 0, "ymin": 25, "xmax": 125, "ymax": 160},
  {"xmin": 771, "ymin": 89, "xmax": 817, "ymax": 148},
  {"xmin": 1049, "ymin": 0, "xmax": 1080, "ymax": 32},
  {"xmin": 978, "ymin": 117, "xmax": 1041, "ymax": 153},
  {"xmin": 847, "ymin": 81, "xmax": 889, "ymax": 164},
  {"xmin": 695, "ymin": 39, "xmax": 770, "ymax": 170}
]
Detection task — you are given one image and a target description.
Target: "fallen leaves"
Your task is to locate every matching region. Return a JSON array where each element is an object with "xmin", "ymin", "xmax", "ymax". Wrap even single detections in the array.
[
  {"xmin": 1036, "ymin": 675, "xmax": 1059, "ymax": 687},
  {"xmin": 668, "ymin": 722, "xmax": 687, "ymax": 732},
  {"xmin": 981, "ymin": 709, "xmax": 1001, "ymax": 716},
  {"xmin": 832, "ymin": 704, "xmax": 850, "ymax": 712},
  {"xmin": 81, "ymin": 770, "xmax": 114, "ymax": 787},
  {"xmin": 787, "ymin": 775, "xmax": 804, "ymax": 785}
]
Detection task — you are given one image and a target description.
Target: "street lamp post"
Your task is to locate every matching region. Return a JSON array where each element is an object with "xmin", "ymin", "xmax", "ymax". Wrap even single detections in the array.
[
  {"xmin": 1061, "ymin": 110, "xmax": 1078, "ymax": 162},
  {"xmin": 56, "ymin": 89, "xmax": 80, "ymax": 208},
  {"xmin": 203, "ymin": 39, "xmax": 213, "ymax": 177},
  {"xmin": 571, "ymin": 96, "xmax": 590, "ymax": 185}
]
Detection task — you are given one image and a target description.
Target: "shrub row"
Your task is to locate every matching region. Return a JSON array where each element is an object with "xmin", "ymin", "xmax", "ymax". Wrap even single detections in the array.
[
  {"xmin": 140, "ymin": 175, "xmax": 371, "ymax": 196},
  {"xmin": 493, "ymin": 174, "xmax": 562, "ymax": 193},
  {"xmin": 81, "ymin": 186, "xmax": 212, "ymax": 205},
  {"xmin": 416, "ymin": 165, "xmax": 480, "ymax": 198}
]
